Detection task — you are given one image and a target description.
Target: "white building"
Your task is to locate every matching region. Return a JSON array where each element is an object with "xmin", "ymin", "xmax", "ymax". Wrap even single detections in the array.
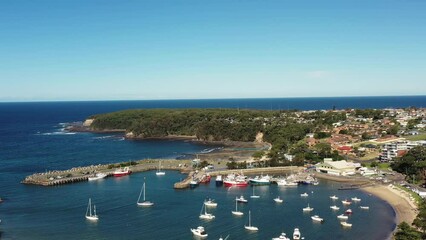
[{"xmin": 315, "ymin": 158, "xmax": 357, "ymax": 176}]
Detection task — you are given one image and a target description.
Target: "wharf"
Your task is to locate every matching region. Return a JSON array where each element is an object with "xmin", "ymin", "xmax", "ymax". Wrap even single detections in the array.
[{"xmin": 22, "ymin": 159, "xmax": 191, "ymax": 186}]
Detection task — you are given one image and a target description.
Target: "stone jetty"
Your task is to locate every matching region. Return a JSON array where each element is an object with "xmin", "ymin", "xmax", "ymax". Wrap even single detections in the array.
[{"xmin": 22, "ymin": 159, "xmax": 191, "ymax": 186}]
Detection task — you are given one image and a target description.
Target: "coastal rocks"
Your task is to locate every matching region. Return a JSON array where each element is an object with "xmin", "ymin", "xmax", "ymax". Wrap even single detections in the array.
[
  {"xmin": 125, "ymin": 131, "xmax": 135, "ymax": 138},
  {"xmin": 255, "ymin": 132, "xmax": 264, "ymax": 143}
]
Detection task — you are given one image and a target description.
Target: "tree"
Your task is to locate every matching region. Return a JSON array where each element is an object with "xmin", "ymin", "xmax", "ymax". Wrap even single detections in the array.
[
  {"xmin": 252, "ymin": 151, "xmax": 265, "ymax": 160},
  {"xmin": 394, "ymin": 222, "xmax": 422, "ymax": 240},
  {"xmin": 413, "ymin": 200, "xmax": 426, "ymax": 236},
  {"xmin": 370, "ymin": 161, "xmax": 379, "ymax": 168}
]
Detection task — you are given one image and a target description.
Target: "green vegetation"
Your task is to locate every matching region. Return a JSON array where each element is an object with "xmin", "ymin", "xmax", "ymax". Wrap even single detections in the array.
[
  {"xmin": 90, "ymin": 109, "xmax": 347, "ymax": 166},
  {"xmin": 405, "ymin": 133, "xmax": 426, "ymax": 141},
  {"xmin": 354, "ymin": 109, "xmax": 384, "ymax": 119},
  {"xmin": 395, "ymin": 222, "xmax": 422, "ymax": 240},
  {"xmin": 413, "ymin": 200, "xmax": 426, "ymax": 237},
  {"xmin": 391, "ymin": 146, "xmax": 426, "ymax": 185}
]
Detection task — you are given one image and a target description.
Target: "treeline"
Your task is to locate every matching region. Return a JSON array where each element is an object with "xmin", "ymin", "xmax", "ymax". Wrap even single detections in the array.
[
  {"xmin": 391, "ymin": 146, "xmax": 426, "ymax": 185},
  {"xmin": 90, "ymin": 108, "xmax": 347, "ymax": 165}
]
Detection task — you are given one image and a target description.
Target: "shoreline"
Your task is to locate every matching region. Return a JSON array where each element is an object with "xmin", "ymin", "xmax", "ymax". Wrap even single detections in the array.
[{"xmin": 361, "ymin": 184, "xmax": 418, "ymax": 236}]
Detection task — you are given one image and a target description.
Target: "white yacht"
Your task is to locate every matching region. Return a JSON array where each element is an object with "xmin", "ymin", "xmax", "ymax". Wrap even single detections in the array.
[
  {"xmin": 293, "ymin": 228, "xmax": 301, "ymax": 240},
  {"xmin": 342, "ymin": 199, "xmax": 352, "ymax": 205},
  {"xmin": 311, "ymin": 215, "xmax": 324, "ymax": 222},
  {"xmin": 155, "ymin": 161, "xmax": 165, "ymax": 176},
  {"xmin": 85, "ymin": 198, "xmax": 99, "ymax": 221},
  {"xmin": 351, "ymin": 197, "xmax": 361, "ymax": 202},
  {"xmin": 244, "ymin": 210, "xmax": 258, "ymax": 231},
  {"xmin": 330, "ymin": 205, "xmax": 340, "ymax": 210},
  {"xmin": 191, "ymin": 226, "xmax": 208, "ymax": 238},
  {"xmin": 340, "ymin": 221, "xmax": 352, "ymax": 227},
  {"xmin": 236, "ymin": 195, "xmax": 248, "ymax": 203},
  {"xmin": 250, "ymin": 187, "xmax": 260, "ymax": 198},
  {"xmin": 330, "ymin": 195, "xmax": 338, "ymax": 200},
  {"xmin": 88, "ymin": 172, "xmax": 107, "ymax": 181},
  {"xmin": 302, "ymin": 204, "xmax": 313, "ymax": 212},
  {"xmin": 137, "ymin": 180, "xmax": 154, "ymax": 207},
  {"xmin": 231, "ymin": 198, "xmax": 243, "ymax": 216},
  {"xmin": 273, "ymin": 232, "xmax": 290, "ymax": 240},
  {"xmin": 337, "ymin": 214, "xmax": 348, "ymax": 220},
  {"xmin": 204, "ymin": 198, "xmax": 218, "ymax": 207},
  {"xmin": 199, "ymin": 202, "xmax": 215, "ymax": 220}
]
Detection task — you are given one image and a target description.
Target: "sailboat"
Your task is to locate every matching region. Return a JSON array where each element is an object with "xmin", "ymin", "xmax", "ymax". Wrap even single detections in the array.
[
  {"xmin": 244, "ymin": 210, "xmax": 258, "ymax": 231},
  {"xmin": 137, "ymin": 179, "xmax": 154, "ymax": 207},
  {"xmin": 231, "ymin": 198, "xmax": 244, "ymax": 216},
  {"xmin": 199, "ymin": 202, "xmax": 215, "ymax": 220},
  {"xmin": 155, "ymin": 161, "xmax": 165, "ymax": 176},
  {"xmin": 250, "ymin": 187, "xmax": 260, "ymax": 198},
  {"xmin": 85, "ymin": 198, "xmax": 99, "ymax": 221}
]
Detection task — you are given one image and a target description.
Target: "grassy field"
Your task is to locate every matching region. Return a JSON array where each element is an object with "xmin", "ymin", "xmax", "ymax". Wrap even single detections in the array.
[{"xmin": 404, "ymin": 133, "xmax": 426, "ymax": 141}]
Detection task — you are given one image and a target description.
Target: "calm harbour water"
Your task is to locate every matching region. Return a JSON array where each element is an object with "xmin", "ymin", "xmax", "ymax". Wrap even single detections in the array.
[{"xmin": 1, "ymin": 96, "xmax": 424, "ymax": 239}]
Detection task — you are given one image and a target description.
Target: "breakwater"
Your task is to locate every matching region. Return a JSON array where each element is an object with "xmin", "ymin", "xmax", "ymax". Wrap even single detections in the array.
[{"xmin": 21, "ymin": 159, "xmax": 191, "ymax": 186}]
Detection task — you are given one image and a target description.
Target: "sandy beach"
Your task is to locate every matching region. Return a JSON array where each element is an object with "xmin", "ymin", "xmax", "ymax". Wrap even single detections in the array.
[{"xmin": 362, "ymin": 184, "xmax": 418, "ymax": 225}]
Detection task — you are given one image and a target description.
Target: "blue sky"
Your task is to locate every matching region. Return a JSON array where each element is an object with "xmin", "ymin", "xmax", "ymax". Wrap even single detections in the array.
[{"xmin": 0, "ymin": 0, "xmax": 425, "ymax": 101}]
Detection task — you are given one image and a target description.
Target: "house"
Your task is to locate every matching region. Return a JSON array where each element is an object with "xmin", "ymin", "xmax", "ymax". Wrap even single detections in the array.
[{"xmin": 315, "ymin": 158, "xmax": 357, "ymax": 176}]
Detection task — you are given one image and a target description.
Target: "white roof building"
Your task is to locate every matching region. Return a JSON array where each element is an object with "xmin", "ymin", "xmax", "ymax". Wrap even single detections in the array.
[{"xmin": 315, "ymin": 158, "xmax": 357, "ymax": 176}]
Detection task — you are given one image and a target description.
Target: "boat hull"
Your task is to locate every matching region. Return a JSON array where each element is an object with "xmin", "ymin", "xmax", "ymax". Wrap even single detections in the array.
[{"xmin": 224, "ymin": 181, "xmax": 248, "ymax": 187}]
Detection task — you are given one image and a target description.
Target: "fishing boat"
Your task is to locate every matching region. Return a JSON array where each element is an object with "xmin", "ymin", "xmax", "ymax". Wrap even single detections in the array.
[
  {"xmin": 204, "ymin": 198, "xmax": 218, "ymax": 207},
  {"xmin": 113, "ymin": 167, "xmax": 131, "ymax": 177},
  {"xmin": 199, "ymin": 202, "xmax": 215, "ymax": 220},
  {"xmin": 330, "ymin": 195, "xmax": 338, "ymax": 200},
  {"xmin": 85, "ymin": 198, "xmax": 98, "ymax": 221},
  {"xmin": 273, "ymin": 232, "xmax": 290, "ymax": 240},
  {"xmin": 340, "ymin": 221, "xmax": 352, "ymax": 227},
  {"xmin": 351, "ymin": 197, "xmax": 361, "ymax": 202},
  {"xmin": 231, "ymin": 198, "xmax": 244, "ymax": 216},
  {"xmin": 360, "ymin": 206, "xmax": 370, "ymax": 210},
  {"xmin": 199, "ymin": 174, "xmax": 211, "ymax": 184},
  {"xmin": 250, "ymin": 187, "xmax": 260, "ymax": 198},
  {"xmin": 311, "ymin": 215, "xmax": 324, "ymax": 223},
  {"xmin": 345, "ymin": 209, "xmax": 353, "ymax": 214},
  {"xmin": 189, "ymin": 179, "xmax": 199, "ymax": 189},
  {"xmin": 223, "ymin": 173, "xmax": 249, "ymax": 187},
  {"xmin": 236, "ymin": 195, "xmax": 248, "ymax": 203},
  {"xmin": 330, "ymin": 205, "xmax": 340, "ymax": 210},
  {"xmin": 249, "ymin": 175, "xmax": 271, "ymax": 185},
  {"xmin": 215, "ymin": 175, "xmax": 223, "ymax": 186},
  {"xmin": 300, "ymin": 192, "xmax": 308, "ymax": 197},
  {"xmin": 137, "ymin": 179, "xmax": 154, "ymax": 207},
  {"xmin": 88, "ymin": 172, "xmax": 107, "ymax": 181},
  {"xmin": 155, "ymin": 161, "xmax": 165, "ymax": 176},
  {"xmin": 191, "ymin": 226, "xmax": 208, "ymax": 238},
  {"xmin": 244, "ymin": 210, "xmax": 258, "ymax": 231},
  {"xmin": 302, "ymin": 204, "xmax": 313, "ymax": 212},
  {"xmin": 274, "ymin": 196, "xmax": 283, "ymax": 203},
  {"xmin": 337, "ymin": 214, "xmax": 348, "ymax": 220},
  {"xmin": 293, "ymin": 228, "xmax": 301, "ymax": 240},
  {"xmin": 342, "ymin": 199, "xmax": 352, "ymax": 205}
]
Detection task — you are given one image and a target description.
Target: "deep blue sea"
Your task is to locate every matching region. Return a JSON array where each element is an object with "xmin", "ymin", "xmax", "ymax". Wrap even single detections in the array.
[{"xmin": 1, "ymin": 96, "xmax": 424, "ymax": 240}]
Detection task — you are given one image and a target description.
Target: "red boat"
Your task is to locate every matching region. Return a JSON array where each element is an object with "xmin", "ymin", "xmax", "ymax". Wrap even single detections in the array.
[
  {"xmin": 113, "ymin": 167, "xmax": 132, "ymax": 177},
  {"xmin": 199, "ymin": 174, "xmax": 211, "ymax": 184},
  {"xmin": 223, "ymin": 173, "xmax": 248, "ymax": 187}
]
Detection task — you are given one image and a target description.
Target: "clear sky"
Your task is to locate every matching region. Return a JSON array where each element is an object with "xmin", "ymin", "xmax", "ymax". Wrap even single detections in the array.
[{"xmin": 1, "ymin": 0, "xmax": 425, "ymax": 101}]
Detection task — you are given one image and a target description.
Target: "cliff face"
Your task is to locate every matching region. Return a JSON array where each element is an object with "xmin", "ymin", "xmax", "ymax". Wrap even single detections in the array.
[{"xmin": 83, "ymin": 119, "xmax": 94, "ymax": 127}]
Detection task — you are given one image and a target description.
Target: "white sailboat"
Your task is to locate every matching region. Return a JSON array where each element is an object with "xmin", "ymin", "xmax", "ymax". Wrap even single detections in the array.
[
  {"xmin": 274, "ymin": 196, "xmax": 283, "ymax": 203},
  {"xmin": 250, "ymin": 187, "xmax": 260, "ymax": 198},
  {"xmin": 155, "ymin": 161, "xmax": 165, "ymax": 176},
  {"xmin": 244, "ymin": 210, "xmax": 258, "ymax": 231},
  {"xmin": 231, "ymin": 199, "xmax": 244, "ymax": 216},
  {"xmin": 302, "ymin": 204, "xmax": 313, "ymax": 212},
  {"xmin": 137, "ymin": 179, "xmax": 154, "ymax": 207},
  {"xmin": 199, "ymin": 202, "xmax": 215, "ymax": 220},
  {"xmin": 85, "ymin": 198, "xmax": 99, "ymax": 221}
]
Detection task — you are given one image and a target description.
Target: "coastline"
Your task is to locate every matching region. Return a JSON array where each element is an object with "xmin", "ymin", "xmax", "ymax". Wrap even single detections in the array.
[{"xmin": 361, "ymin": 184, "xmax": 418, "ymax": 231}]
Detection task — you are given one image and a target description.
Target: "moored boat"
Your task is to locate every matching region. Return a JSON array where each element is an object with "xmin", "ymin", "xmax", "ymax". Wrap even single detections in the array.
[
  {"xmin": 231, "ymin": 198, "xmax": 243, "ymax": 216},
  {"xmin": 351, "ymin": 197, "xmax": 361, "ymax": 202},
  {"xmin": 345, "ymin": 209, "xmax": 353, "ymax": 214},
  {"xmin": 191, "ymin": 226, "xmax": 208, "ymax": 238},
  {"xmin": 215, "ymin": 175, "xmax": 223, "ymax": 186},
  {"xmin": 113, "ymin": 167, "xmax": 131, "ymax": 177},
  {"xmin": 337, "ymin": 214, "xmax": 348, "ymax": 220},
  {"xmin": 199, "ymin": 202, "xmax": 215, "ymax": 220},
  {"xmin": 189, "ymin": 179, "xmax": 199, "ymax": 189},
  {"xmin": 236, "ymin": 195, "xmax": 248, "ymax": 203},
  {"xmin": 249, "ymin": 175, "xmax": 271, "ymax": 185},
  {"xmin": 330, "ymin": 205, "xmax": 340, "ymax": 210},
  {"xmin": 274, "ymin": 196, "xmax": 283, "ymax": 203},
  {"xmin": 340, "ymin": 221, "xmax": 352, "ymax": 227},
  {"xmin": 300, "ymin": 192, "xmax": 308, "ymax": 197},
  {"xmin": 302, "ymin": 204, "xmax": 313, "ymax": 212},
  {"xmin": 85, "ymin": 198, "xmax": 99, "ymax": 221},
  {"xmin": 360, "ymin": 206, "xmax": 369, "ymax": 210},
  {"xmin": 204, "ymin": 198, "xmax": 218, "ymax": 207},
  {"xmin": 273, "ymin": 232, "xmax": 290, "ymax": 240},
  {"xmin": 199, "ymin": 174, "xmax": 211, "ymax": 184},
  {"xmin": 330, "ymin": 195, "xmax": 338, "ymax": 200},
  {"xmin": 293, "ymin": 228, "xmax": 301, "ymax": 240},
  {"xmin": 311, "ymin": 215, "xmax": 324, "ymax": 222},
  {"xmin": 88, "ymin": 172, "xmax": 107, "ymax": 181},
  {"xmin": 244, "ymin": 210, "xmax": 258, "ymax": 231},
  {"xmin": 342, "ymin": 199, "xmax": 352, "ymax": 205},
  {"xmin": 223, "ymin": 173, "xmax": 248, "ymax": 187}
]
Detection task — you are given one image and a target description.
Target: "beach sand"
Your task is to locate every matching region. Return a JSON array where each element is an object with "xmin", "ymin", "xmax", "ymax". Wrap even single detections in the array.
[{"xmin": 362, "ymin": 184, "xmax": 418, "ymax": 225}]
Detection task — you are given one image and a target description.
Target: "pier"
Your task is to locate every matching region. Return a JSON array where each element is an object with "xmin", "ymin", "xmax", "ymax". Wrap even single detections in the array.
[{"xmin": 21, "ymin": 159, "xmax": 191, "ymax": 186}]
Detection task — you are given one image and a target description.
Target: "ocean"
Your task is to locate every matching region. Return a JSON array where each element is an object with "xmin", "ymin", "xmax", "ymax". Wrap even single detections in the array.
[{"xmin": 1, "ymin": 96, "xmax": 423, "ymax": 239}]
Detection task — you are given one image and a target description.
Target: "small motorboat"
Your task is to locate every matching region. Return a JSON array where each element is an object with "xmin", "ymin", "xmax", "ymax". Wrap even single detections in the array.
[
  {"xmin": 342, "ymin": 199, "xmax": 352, "ymax": 205},
  {"xmin": 274, "ymin": 196, "xmax": 283, "ymax": 203},
  {"xmin": 360, "ymin": 206, "xmax": 370, "ymax": 210},
  {"xmin": 236, "ymin": 195, "xmax": 248, "ymax": 203},
  {"xmin": 351, "ymin": 197, "xmax": 361, "ymax": 202},
  {"xmin": 337, "ymin": 214, "xmax": 348, "ymax": 220},
  {"xmin": 311, "ymin": 215, "xmax": 324, "ymax": 223},
  {"xmin": 340, "ymin": 221, "xmax": 352, "ymax": 227},
  {"xmin": 302, "ymin": 204, "xmax": 313, "ymax": 212},
  {"xmin": 272, "ymin": 232, "xmax": 290, "ymax": 240},
  {"xmin": 345, "ymin": 209, "xmax": 353, "ymax": 214},
  {"xmin": 330, "ymin": 205, "xmax": 340, "ymax": 210},
  {"xmin": 293, "ymin": 228, "xmax": 301, "ymax": 240},
  {"xmin": 191, "ymin": 226, "xmax": 208, "ymax": 238},
  {"xmin": 204, "ymin": 198, "xmax": 218, "ymax": 207},
  {"xmin": 300, "ymin": 192, "xmax": 308, "ymax": 197},
  {"xmin": 330, "ymin": 195, "xmax": 338, "ymax": 200},
  {"xmin": 88, "ymin": 172, "xmax": 107, "ymax": 181}
]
